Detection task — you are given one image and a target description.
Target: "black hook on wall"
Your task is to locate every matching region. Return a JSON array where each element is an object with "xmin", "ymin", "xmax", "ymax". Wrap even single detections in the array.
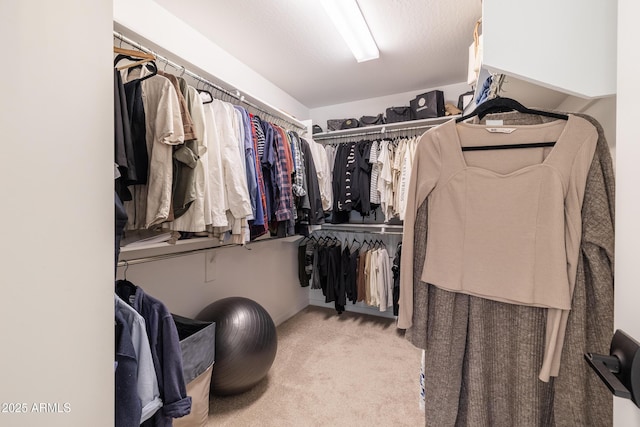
[{"xmin": 585, "ymin": 329, "xmax": 640, "ymax": 407}]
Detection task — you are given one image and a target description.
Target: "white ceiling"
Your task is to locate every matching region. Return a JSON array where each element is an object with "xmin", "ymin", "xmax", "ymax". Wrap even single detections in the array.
[{"xmin": 154, "ymin": 0, "xmax": 483, "ymax": 109}]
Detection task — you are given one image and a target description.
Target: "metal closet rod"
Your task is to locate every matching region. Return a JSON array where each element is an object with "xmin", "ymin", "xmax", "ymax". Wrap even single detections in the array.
[
  {"xmin": 113, "ymin": 31, "xmax": 306, "ymax": 132},
  {"xmin": 314, "ymin": 123, "xmax": 436, "ymax": 142},
  {"xmin": 117, "ymin": 245, "xmax": 225, "ymax": 267},
  {"xmin": 318, "ymin": 223, "xmax": 404, "ymax": 235}
]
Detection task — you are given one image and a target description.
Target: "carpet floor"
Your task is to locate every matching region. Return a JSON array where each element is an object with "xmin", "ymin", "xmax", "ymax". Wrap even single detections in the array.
[{"xmin": 207, "ymin": 305, "xmax": 424, "ymax": 427}]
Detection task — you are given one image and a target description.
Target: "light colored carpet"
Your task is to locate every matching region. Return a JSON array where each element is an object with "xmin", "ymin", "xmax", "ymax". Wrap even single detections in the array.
[{"xmin": 207, "ymin": 305, "xmax": 425, "ymax": 427}]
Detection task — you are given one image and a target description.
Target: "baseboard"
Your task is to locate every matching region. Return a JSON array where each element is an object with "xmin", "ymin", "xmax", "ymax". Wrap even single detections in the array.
[{"xmin": 273, "ymin": 300, "xmax": 310, "ymax": 327}]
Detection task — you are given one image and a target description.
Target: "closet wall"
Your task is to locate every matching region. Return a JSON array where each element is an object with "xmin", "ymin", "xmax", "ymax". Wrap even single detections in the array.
[
  {"xmin": 614, "ymin": 0, "xmax": 640, "ymax": 423},
  {"xmin": 1, "ymin": 1, "xmax": 114, "ymax": 426},
  {"xmin": 119, "ymin": 241, "xmax": 307, "ymax": 326}
]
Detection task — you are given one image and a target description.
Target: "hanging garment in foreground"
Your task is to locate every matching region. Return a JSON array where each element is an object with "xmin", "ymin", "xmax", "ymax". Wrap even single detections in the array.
[{"xmin": 400, "ymin": 112, "xmax": 613, "ymax": 426}]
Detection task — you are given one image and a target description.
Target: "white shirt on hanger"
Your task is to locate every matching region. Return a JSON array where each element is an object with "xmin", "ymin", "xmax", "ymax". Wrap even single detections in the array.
[
  {"xmin": 202, "ymin": 101, "xmax": 228, "ymax": 227},
  {"xmin": 208, "ymin": 100, "xmax": 252, "ymax": 242},
  {"xmin": 169, "ymin": 86, "xmax": 209, "ymax": 232},
  {"xmin": 308, "ymin": 138, "xmax": 333, "ymax": 212}
]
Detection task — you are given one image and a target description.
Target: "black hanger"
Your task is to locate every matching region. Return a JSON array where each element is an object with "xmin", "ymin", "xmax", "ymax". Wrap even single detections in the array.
[
  {"xmin": 115, "ymin": 279, "xmax": 138, "ymax": 305},
  {"xmin": 456, "ymin": 97, "xmax": 568, "ymax": 123},
  {"xmin": 197, "ymin": 89, "xmax": 214, "ymax": 104},
  {"xmin": 114, "ymin": 54, "xmax": 158, "ymax": 82},
  {"xmin": 350, "ymin": 236, "xmax": 361, "ymax": 251},
  {"xmin": 455, "ymin": 97, "xmax": 568, "ymax": 152}
]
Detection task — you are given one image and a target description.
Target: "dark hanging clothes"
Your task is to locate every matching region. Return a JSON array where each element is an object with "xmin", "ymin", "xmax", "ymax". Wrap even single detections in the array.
[
  {"xmin": 318, "ymin": 243, "xmax": 342, "ymax": 303},
  {"xmin": 346, "ymin": 247, "xmax": 360, "ymax": 304},
  {"xmin": 115, "ymin": 192, "xmax": 128, "ymax": 271},
  {"xmin": 356, "ymin": 251, "xmax": 367, "ymax": 303},
  {"xmin": 311, "ymin": 244, "xmax": 322, "ymax": 291},
  {"xmin": 114, "ymin": 69, "xmax": 136, "ymax": 201},
  {"xmin": 298, "ymin": 138, "xmax": 324, "ymax": 227},
  {"xmin": 171, "ymin": 139, "xmax": 199, "ymax": 219},
  {"xmin": 115, "ymin": 282, "xmax": 192, "ymax": 427},
  {"xmin": 123, "ymin": 79, "xmax": 149, "ymax": 187},
  {"xmin": 298, "ymin": 239, "xmax": 318, "ymax": 288},
  {"xmin": 298, "ymin": 243, "xmax": 308, "ymax": 287},
  {"xmin": 336, "ymin": 246, "xmax": 350, "ymax": 312},
  {"xmin": 260, "ymin": 120, "xmax": 277, "ymax": 224},
  {"xmin": 353, "ymin": 140, "xmax": 373, "ymax": 215},
  {"xmin": 392, "ymin": 242, "xmax": 402, "ymax": 316},
  {"xmin": 249, "ymin": 114, "xmax": 269, "ymax": 240},
  {"xmin": 332, "ymin": 142, "xmax": 357, "ymax": 224},
  {"xmin": 326, "ymin": 243, "xmax": 343, "ymax": 313}
]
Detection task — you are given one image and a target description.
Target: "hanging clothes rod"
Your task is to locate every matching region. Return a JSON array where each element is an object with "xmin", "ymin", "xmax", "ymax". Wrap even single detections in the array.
[
  {"xmin": 113, "ymin": 31, "xmax": 306, "ymax": 133},
  {"xmin": 319, "ymin": 223, "xmax": 404, "ymax": 235},
  {"xmin": 117, "ymin": 245, "xmax": 225, "ymax": 267},
  {"xmin": 116, "ymin": 235, "xmax": 301, "ymax": 267}
]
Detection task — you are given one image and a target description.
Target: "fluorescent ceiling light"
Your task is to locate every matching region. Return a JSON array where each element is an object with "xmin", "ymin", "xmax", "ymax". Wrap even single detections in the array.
[{"xmin": 321, "ymin": 0, "xmax": 379, "ymax": 63}]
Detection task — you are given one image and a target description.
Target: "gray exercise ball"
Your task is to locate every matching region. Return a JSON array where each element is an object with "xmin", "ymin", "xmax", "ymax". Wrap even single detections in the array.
[{"xmin": 196, "ymin": 297, "xmax": 277, "ymax": 396}]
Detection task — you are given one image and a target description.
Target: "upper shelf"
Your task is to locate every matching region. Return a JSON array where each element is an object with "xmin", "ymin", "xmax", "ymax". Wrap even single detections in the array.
[
  {"xmin": 482, "ymin": 0, "xmax": 615, "ymax": 99},
  {"xmin": 312, "ymin": 115, "xmax": 459, "ymax": 141}
]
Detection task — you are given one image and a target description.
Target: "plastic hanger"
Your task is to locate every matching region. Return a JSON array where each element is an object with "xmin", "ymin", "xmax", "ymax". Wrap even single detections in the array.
[
  {"xmin": 197, "ymin": 89, "xmax": 214, "ymax": 104},
  {"xmin": 114, "ymin": 54, "xmax": 158, "ymax": 81},
  {"xmin": 456, "ymin": 97, "xmax": 568, "ymax": 123},
  {"xmin": 455, "ymin": 97, "xmax": 568, "ymax": 151}
]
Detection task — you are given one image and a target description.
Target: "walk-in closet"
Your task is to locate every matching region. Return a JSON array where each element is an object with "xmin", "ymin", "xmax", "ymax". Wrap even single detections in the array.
[{"xmin": 3, "ymin": 1, "xmax": 640, "ymax": 426}]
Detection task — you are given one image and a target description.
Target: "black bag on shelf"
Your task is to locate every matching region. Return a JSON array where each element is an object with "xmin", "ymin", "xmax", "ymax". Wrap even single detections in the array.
[
  {"xmin": 312, "ymin": 124, "xmax": 323, "ymax": 134},
  {"xmin": 326, "ymin": 118, "xmax": 361, "ymax": 132},
  {"xmin": 327, "ymin": 119, "xmax": 342, "ymax": 131},
  {"xmin": 385, "ymin": 106, "xmax": 413, "ymax": 123},
  {"xmin": 410, "ymin": 90, "xmax": 445, "ymax": 119},
  {"xmin": 359, "ymin": 114, "xmax": 385, "ymax": 127},
  {"xmin": 339, "ymin": 118, "xmax": 360, "ymax": 130},
  {"xmin": 327, "ymin": 119, "xmax": 359, "ymax": 131},
  {"xmin": 457, "ymin": 90, "xmax": 475, "ymax": 111}
]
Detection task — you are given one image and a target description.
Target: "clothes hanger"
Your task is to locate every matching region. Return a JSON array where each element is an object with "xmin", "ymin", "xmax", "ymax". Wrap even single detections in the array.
[
  {"xmin": 114, "ymin": 54, "xmax": 158, "ymax": 81},
  {"xmin": 113, "ymin": 46, "xmax": 155, "ymax": 61},
  {"xmin": 194, "ymin": 79, "xmax": 214, "ymax": 104},
  {"xmin": 113, "ymin": 48, "xmax": 155, "ymax": 71},
  {"xmin": 115, "ymin": 260, "xmax": 138, "ymax": 300},
  {"xmin": 350, "ymin": 236, "xmax": 361, "ymax": 251},
  {"xmin": 456, "ymin": 97, "xmax": 568, "ymax": 123},
  {"xmin": 455, "ymin": 97, "xmax": 568, "ymax": 152}
]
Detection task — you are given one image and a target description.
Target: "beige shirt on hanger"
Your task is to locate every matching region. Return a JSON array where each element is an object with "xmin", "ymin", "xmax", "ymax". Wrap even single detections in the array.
[
  {"xmin": 122, "ymin": 67, "xmax": 184, "ymax": 229},
  {"xmin": 399, "ymin": 116, "xmax": 597, "ymax": 381}
]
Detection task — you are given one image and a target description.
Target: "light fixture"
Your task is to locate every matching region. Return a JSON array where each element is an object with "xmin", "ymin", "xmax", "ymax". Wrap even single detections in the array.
[{"xmin": 320, "ymin": 0, "xmax": 379, "ymax": 63}]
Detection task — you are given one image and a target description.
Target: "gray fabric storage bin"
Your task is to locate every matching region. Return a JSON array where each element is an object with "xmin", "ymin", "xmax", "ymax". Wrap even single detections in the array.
[{"xmin": 172, "ymin": 315, "xmax": 216, "ymax": 427}]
